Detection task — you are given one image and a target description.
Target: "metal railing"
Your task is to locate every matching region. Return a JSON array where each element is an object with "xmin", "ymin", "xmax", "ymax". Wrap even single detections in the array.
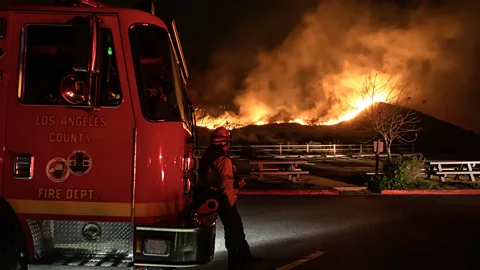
[{"xmin": 196, "ymin": 143, "xmax": 415, "ymax": 157}]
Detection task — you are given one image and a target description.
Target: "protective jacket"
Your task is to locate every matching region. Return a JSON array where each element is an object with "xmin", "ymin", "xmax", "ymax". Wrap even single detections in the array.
[{"xmin": 198, "ymin": 144, "xmax": 237, "ymax": 206}]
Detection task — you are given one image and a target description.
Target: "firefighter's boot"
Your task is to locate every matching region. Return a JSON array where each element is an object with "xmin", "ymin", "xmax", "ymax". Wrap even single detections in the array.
[
  {"xmin": 227, "ymin": 253, "xmax": 243, "ymax": 270},
  {"xmin": 241, "ymin": 254, "xmax": 263, "ymax": 268}
]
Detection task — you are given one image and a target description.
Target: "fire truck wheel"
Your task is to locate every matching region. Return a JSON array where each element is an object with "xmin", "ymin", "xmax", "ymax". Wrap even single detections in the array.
[{"xmin": 0, "ymin": 212, "xmax": 28, "ymax": 270}]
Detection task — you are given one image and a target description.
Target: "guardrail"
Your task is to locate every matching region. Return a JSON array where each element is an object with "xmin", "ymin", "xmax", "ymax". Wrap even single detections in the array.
[{"xmin": 196, "ymin": 143, "xmax": 415, "ymax": 158}]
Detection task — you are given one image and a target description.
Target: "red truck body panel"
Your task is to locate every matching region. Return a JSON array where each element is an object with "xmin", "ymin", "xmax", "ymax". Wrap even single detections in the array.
[
  {"xmin": 0, "ymin": 12, "xmax": 10, "ymax": 199},
  {"xmin": 132, "ymin": 123, "xmax": 191, "ymax": 224},
  {"xmin": 117, "ymin": 12, "xmax": 192, "ymax": 225},
  {"xmin": 3, "ymin": 12, "xmax": 135, "ymax": 222}
]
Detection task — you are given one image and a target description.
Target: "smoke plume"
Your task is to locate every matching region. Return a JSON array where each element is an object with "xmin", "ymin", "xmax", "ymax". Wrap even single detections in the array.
[{"xmin": 194, "ymin": 0, "xmax": 480, "ymax": 132}]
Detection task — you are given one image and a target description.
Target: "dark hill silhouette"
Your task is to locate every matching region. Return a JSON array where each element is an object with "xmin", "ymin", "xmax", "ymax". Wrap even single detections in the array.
[{"xmin": 197, "ymin": 103, "xmax": 480, "ymax": 159}]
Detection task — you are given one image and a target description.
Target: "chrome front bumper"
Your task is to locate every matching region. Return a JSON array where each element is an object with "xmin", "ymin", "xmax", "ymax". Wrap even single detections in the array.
[
  {"xmin": 26, "ymin": 220, "xmax": 215, "ymax": 269},
  {"xmin": 134, "ymin": 225, "xmax": 216, "ymax": 268}
]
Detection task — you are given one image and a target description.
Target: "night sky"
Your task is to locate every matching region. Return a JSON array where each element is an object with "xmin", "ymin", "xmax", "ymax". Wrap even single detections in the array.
[
  {"xmin": 150, "ymin": 0, "xmax": 480, "ymax": 134},
  {"xmin": 4, "ymin": 0, "xmax": 480, "ymax": 133}
]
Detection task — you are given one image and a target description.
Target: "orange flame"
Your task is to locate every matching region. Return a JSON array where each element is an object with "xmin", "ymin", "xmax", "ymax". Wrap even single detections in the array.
[
  {"xmin": 193, "ymin": 0, "xmax": 464, "ymax": 132},
  {"xmin": 197, "ymin": 72, "xmax": 395, "ymax": 130}
]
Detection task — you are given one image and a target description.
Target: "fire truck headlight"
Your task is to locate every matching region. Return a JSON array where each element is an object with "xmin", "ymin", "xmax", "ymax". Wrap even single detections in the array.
[{"xmin": 143, "ymin": 239, "xmax": 170, "ymax": 256}]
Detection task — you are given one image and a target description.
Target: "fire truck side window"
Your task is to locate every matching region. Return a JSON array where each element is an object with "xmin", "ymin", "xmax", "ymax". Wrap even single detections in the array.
[
  {"xmin": 174, "ymin": 64, "xmax": 194, "ymax": 129},
  {"xmin": 20, "ymin": 24, "xmax": 122, "ymax": 107},
  {"xmin": 129, "ymin": 25, "xmax": 182, "ymax": 122}
]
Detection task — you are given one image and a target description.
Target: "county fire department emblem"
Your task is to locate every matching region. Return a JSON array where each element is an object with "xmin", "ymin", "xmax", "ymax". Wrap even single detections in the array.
[
  {"xmin": 67, "ymin": 150, "xmax": 93, "ymax": 176},
  {"xmin": 45, "ymin": 157, "xmax": 70, "ymax": 183}
]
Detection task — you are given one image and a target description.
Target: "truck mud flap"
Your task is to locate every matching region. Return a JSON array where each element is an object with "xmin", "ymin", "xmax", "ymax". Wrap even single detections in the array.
[{"xmin": 134, "ymin": 225, "xmax": 216, "ymax": 268}]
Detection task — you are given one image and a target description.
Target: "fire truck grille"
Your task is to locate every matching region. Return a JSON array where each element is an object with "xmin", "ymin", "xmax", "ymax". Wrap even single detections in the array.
[{"xmin": 28, "ymin": 220, "xmax": 134, "ymax": 259}]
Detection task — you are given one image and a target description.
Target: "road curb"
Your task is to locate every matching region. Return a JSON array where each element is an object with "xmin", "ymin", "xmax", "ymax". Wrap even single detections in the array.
[
  {"xmin": 381, "ymin": 189, "xmax": 480, "ymax": 195},
  {"xmin": 238, "ymin": 189, "xmax": 339, "ymax": 195},
  {"xmin": 334, "ymin": 186, "xmax": 368, "ymax": 192}
]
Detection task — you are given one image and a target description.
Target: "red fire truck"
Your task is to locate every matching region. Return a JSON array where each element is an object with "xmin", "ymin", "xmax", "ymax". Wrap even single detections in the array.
[{"xmin": 0, "ymin": 0, "xmax": 218, "ymax": 269}]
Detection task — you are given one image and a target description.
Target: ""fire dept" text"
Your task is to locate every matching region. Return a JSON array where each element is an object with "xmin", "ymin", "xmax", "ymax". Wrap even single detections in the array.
[{"xmin": 38, "ymin": 188, "xmax": 96, "ymax": 200}]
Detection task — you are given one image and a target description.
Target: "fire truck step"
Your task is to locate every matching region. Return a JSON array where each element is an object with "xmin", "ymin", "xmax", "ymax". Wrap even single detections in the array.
[{"xmin": 30, "ymin": 255, "xmax": 134, "ymax": 268}]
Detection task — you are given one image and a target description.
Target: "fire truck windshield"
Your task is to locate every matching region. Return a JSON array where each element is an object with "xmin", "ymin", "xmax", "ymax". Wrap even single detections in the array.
[
  {"xmin": 129, "ymin": 24, "xmax": 190, "ymax": 124},
  {"xmin": 20, "ymin": 24, "xmax": 122, "ymax": 107}
]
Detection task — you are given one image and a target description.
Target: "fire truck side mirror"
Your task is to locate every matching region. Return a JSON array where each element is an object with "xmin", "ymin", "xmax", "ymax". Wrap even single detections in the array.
[
  {"xmin": 71, "ymin": 16, "xmax": 93, "ymax": 72},
  {"xmin": 70, "ymin": 15, "xmax": 102, "ymax": 110}
]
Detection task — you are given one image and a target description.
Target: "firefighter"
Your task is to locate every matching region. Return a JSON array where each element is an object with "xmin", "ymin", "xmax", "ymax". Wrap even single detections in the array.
[{"xmin": 197, "ymin": 127, "xmax": 262, "ymax": 269}]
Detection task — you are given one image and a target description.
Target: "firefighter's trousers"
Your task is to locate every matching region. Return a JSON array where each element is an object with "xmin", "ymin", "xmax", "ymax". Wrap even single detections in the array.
[{"xmin": 217, "ymin": 198, "xmax": 252, "ymax": 266}]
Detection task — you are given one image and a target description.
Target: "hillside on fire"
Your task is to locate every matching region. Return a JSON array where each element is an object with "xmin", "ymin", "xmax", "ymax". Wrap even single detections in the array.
[{"xmin": 196, "ymin": 104, "xmax": 480, "ymax": 160}]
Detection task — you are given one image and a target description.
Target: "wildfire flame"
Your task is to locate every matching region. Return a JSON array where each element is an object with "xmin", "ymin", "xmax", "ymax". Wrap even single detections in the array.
[
  {"xmin": 194, "ymin": 1, "xmax": 462, "ymax": 131},
  {"xmin": 196, "ymin": 72, "xmax": 395, "ymax": 130}
]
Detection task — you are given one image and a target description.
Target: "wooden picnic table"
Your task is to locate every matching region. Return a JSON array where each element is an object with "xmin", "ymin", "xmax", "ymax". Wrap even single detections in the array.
[
  {"xmin": 426, "ymin": 160, "xmax": 480, "ymax": 182},
  {"xmin": 249, "ymin": 160, "xmax": 309, "ymax": 182}
]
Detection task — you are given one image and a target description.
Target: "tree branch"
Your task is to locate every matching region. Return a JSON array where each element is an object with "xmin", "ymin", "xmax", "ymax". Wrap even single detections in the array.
[{"xmin": 356, "ymin": 73, "xmax": 422, "ymax": 158}]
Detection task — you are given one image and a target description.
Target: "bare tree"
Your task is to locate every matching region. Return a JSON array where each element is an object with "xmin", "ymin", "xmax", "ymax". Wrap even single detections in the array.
[{"xmin": 357, "ymin": 74, "xmax": 422, "ymax": 160}]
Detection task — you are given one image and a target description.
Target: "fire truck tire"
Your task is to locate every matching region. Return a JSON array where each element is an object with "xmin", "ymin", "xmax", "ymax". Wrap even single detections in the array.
[{"xmin": 0, "ymin": 201, "xmax": 28, "ymax": 270}]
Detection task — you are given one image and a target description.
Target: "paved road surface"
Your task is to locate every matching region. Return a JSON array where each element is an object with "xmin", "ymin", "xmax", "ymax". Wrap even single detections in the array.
[{"xmin": 194, "ymin": 195, "xmax": 480, "ymax": 270}]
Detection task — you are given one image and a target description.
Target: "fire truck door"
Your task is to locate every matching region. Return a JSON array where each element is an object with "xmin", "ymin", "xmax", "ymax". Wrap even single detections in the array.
[
  {"xmin": 0, "ymin": 13, "xmax": 10, "ymax": 199},
  {"xmin": 3, "ymin": 12, "xmax": 135, "ymax": 219}
]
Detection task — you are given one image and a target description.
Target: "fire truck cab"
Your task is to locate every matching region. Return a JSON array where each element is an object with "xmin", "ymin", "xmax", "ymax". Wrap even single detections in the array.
[{"xmin": 0, "ymin": 0, "xmax": 217, "ymax": 269}]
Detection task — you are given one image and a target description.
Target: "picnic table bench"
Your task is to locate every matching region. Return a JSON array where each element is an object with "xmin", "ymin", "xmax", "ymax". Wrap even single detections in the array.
[
  {"xmin": 249, "ymin": 160, "xmax": 309, "ymax": 182},
  {"xmin": 426, "ymin": 161, "xmax": 480, "ymax": 182}
]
